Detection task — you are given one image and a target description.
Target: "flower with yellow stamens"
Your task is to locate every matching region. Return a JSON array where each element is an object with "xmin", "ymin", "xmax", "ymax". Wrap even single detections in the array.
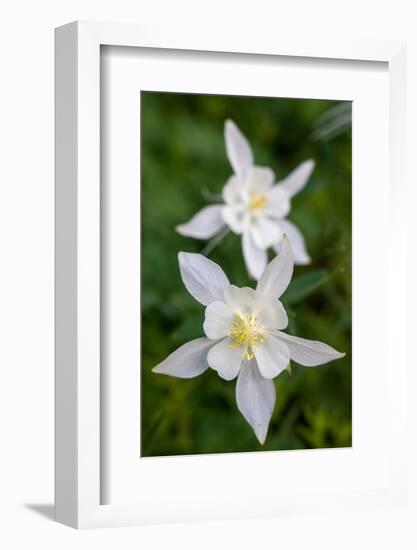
[
  {"xmin": 176, "ymin": 119, "xmax": 315, "ymax": 279},
  {"xmin": 153, "ymin": 238, "xmax": 345, "ymax": 444}
]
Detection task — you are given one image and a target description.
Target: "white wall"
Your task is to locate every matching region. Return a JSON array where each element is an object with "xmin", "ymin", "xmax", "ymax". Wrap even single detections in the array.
[{"xmin": 0, "ymin": 1, "xmax": 416, "ymax": 548}]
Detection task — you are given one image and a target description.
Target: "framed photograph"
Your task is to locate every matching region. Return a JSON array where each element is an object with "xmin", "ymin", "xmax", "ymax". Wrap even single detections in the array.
[{"xmin": 55, "ymin": 21, "xmax": 407, "ymax": 528}]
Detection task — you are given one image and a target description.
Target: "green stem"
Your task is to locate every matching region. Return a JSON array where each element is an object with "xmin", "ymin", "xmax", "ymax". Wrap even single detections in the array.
[
  {"xmin": 201, "ymin": 187, "xmax": 223, "ymax": 202},
  {"xmin": 201, "ymin": 227, "xmax": 230, "ymax": 257}
]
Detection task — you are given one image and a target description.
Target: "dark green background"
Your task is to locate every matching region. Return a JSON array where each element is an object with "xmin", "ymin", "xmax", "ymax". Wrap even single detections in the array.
[{"xmin": 140, "ymin": 92, "xmax": 352, "ymax": 457}]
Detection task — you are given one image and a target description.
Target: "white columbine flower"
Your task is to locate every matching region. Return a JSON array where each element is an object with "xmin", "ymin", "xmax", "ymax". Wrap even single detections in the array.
[
  {"xmin": 153, "ymin": 238, "xmax": 344, "ymax": 444},
  {"xmin": 176, "ymin": 119, "xmax": 315, "ymax": 280}
]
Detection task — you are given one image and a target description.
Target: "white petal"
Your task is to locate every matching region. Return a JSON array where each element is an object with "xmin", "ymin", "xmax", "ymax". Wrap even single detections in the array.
[
  {"xmin": 277, "ymin": 159, "xmax": 315, "ymax": 198},
  {"xmin": 223, "ymin": 285, "xmax": 257, "ymax": 316},
  {"xmin": 265, "ymin": 186, "xmax": 291, "ymax": 219},
  {"xmin": 276, "ymin": 331, "xmax": 345, "ymax": 366},
  {"xmin": 203, "ymin": 301, "xmax": 234, "ymax": 340},
  {"xmin": 253, "ymin": 332, "xmax": 290, "ymax": 379},
  {"xmin": 176, "ymin": 205, "xmax": 225, "ymax": 239},
  {"xmin": 250, "ymin": 217, "xmax": 283, "ymax": 249},
  {"xmin": 222, "ymin": 175, "xmax": 248, "ymax": 206},
  {"xmin": 256, "ymin": 235, "xmax": 293, "ymax": 299},
  {"xmin": 152, "ymin": 337, "xmax": 215, "ymax": 378},
  {"xmin": 207, "ymin": 337, "xmax": 244, "ymax": 380},
  {"xmin": 236, "ymin": 358, "xmax": 276, "ymax": 444},
  {"xmin": 242, "ymin": 230, "xmax": 268, "ymax": 280},
  {"xmin": 257, "ymin": 299, "xmax": 288, "ymax": 330},
  {"xmin": 221, "ymin": 205, "xmax": 245, "ymax": 234},
  {"xmin": 246, "ymin": 166, "xmax": 275, "ymax": 192},
  {"xmin": 274, "ymin": 220, "xmax": 311, "ymax": 265},
  {"xmin": 178, "ymin": 252, "xmax": 230, "ymax": 306},
  {"xmin": 224, "ymin": 119, "xmax": 253, "ymax": 177}
]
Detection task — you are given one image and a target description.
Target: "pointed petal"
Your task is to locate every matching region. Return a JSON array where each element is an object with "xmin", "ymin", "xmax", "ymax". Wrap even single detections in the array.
[
  {"xmin": 242, "ymin": 230, "xmax": 268, "ymax": 280},
  {"xmin": 265, "ymin": 186, "xmax": 291, "ymax": 219},
  {"xmin": 221, "ymin": 205, "xmax": 245, "ymax": 234},
  {"xmin": 274, "ymin": 219, "xmax": 311, "ymax": 265},
  {"xmin": 253, "ymin": 332, "xmax": 290, "ymax": 379},
  {"xmin": 277, "ymin": 159, "xmax": 315, "ymax": 198},
  {"xmin": 207, "ymin": 337, "xmax": 244, "ymax": 380},
  {"xmin": 203, "ymin": 301, "xmax": 234, "ymax": 339},
  {"xmin": 176, "ymin": 205, "xmax": 225, "ymax": 239},
  {"xmin": 257, "ymin": 299, "xmax": 288, "ymax": 330},
  {"xmin": 246, "ymin": 166, "xmax": 275, "ymax": 192},
  {"xmin": 250, "ymin": 217, "xmax": 283, "ymax": 249},
  {"xmin": 236, "ymin": 359, "xmax": 276, "ymax": 444},
  {"xmin": 224, "ymin": 119, "xmax": 253, "ymax": 177},
  {"xmin": 222, "ymin": 174, "xmax": 248, "ymax": 206},
  {"xmin": 178, "ymin": 252, "xmax": 230, "ymax": 306},
  {"xmin": 152, "ymin": 337, "xmax": 215, "ymax": 378},
  {"xmin": 223, "ymin": 285, "xmax": 257, "ymax": 316},
  {"xmin": 276, "ymin": 331, "xmax": 345, "ymax": 366},
  {"xmin": 256, "ymin": 235, "xmax": 293, "ymax": 299}
]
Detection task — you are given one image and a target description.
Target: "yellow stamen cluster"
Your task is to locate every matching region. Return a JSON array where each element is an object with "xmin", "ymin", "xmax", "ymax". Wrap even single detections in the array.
[
  {"xmin": 248, "ymin": 191, "xmax": 268, "ymax": 211},
  {"xmin": 229, "ymin": 314, "xmax": 265, "ymax": 360}
]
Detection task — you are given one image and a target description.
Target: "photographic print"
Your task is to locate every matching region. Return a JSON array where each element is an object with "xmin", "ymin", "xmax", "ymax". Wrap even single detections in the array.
[{"xmin": 141, "ymin": 92, "xmax": 352, "ymax": 457}]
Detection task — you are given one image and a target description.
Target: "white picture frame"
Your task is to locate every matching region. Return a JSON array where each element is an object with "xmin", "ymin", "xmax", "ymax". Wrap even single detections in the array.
[{"xmin": 55, "ymin": 20, "xmax": 407, "ymax": 529}]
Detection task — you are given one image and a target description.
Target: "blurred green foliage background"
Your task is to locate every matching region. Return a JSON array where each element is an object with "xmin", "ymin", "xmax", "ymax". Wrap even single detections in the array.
[{"xmin": 141, "ymin": 92, "xmax": 352, "ymax": 457}]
